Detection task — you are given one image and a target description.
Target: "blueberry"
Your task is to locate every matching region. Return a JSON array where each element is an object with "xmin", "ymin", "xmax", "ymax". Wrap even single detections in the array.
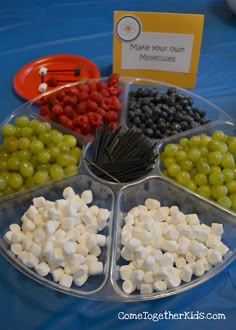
[
  {"xmin": 133, "ymin": 117, "xmax": 142, "ymax": 127},
  {"xmin": 180, "ymin": 121, "xmax": 189, "ymax": 130},
  {"xmin": 167, "ymin": 87, "xmax": 177, "ymax": 95},
  {"xmin": 145, "ymin": 118, "xmax": 153, "ymax": 127},
  {"xmin": 134, "ymin": 108, "xmax": 142, "ymax": 117},
  {"xmin": 145, "ymin": 128, "xmax": 154, "ymax": 138}
]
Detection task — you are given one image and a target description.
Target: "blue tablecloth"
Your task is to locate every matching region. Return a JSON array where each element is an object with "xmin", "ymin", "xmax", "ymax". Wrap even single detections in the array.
[{"xmin": 0, "ymin": 0, "xmax": 235, "ymax": 329}]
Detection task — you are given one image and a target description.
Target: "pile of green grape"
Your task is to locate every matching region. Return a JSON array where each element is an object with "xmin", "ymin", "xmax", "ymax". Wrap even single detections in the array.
[
  {"xmin": 160, "ymin": 130, "xmax": 236, "ymax": 211},
  {"xmin": 0, "ymin": 116, "xmax": 82, "ymax": 197}
]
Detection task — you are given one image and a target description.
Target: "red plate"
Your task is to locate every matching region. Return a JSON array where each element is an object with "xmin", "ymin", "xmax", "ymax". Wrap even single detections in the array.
[{"xmin": 13, "ymin": 54, "xmax": 100, "ymax": 100}]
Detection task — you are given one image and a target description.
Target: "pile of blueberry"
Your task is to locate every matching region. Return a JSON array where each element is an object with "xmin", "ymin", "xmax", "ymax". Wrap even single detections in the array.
[{"xmin": 127, "ymin": 87, "xmax": 209, "ymax": 139}]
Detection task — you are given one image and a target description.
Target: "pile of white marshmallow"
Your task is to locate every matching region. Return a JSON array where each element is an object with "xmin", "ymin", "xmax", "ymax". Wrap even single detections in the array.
[
  {"xmin": 4, "ymin": 187, "xmax": 110, "ymax": 288},
  {"xmin": 119, "ymin": 198, "xmax": 229, "ymax": 295}
]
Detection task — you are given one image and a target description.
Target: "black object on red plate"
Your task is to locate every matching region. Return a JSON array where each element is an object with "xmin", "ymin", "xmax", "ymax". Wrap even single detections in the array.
[{"xmin": 13, "ymin": 54, "xmax": 100, "ymax": 100}]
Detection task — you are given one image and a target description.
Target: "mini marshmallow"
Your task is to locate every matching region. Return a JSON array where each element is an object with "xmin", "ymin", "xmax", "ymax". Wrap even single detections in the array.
[
  {"xmin": 152, "ymin": 209, "xmax": 168, "ymax": 222},
  {"xmin": 142, "ymin": 255, "xmax": 156, "ymax": 271},
  {"xmin": 63, "ymin": 187, "xmax": 76, "ymax": 200},
  {"xmin": 215, "ymin": 242, "xmax": 229, "ymax": 256},
  {"xmin": 145, "ymin": 198, "xmax": 160, "ymax": 210},
  {"xmin": 120, "ymin": 265, "xmax": 133, "ymax": 280},
  {"xmin": 74, "ymin": 273, "xmax": 89, "ymax": 287},
  {"xmin": 53, "ymin": 248, "xmax": 65, "ymax": 265},
  {"xmin": 81, "ymin": 190, "xmax": 93, "ymax": 204},
  {"xmin": 144, "ymin": 271, "xmax": 154, "ymax": 284},
  {"xmin": 126, "ymin": 238, "xmax": 142, "ymax": 252},
  {"xmin": 135, "ymin": 247, "xmax": 151, "ymax": 259},
  {"xmin": 205, "ymin": 234, "xmax": 220, "ymax": 249},
  {"xmin": 151, "ymin": 249, "xmax": 163, "ymax": 261},
  {"xmin": 165, "ymin": 229, "xmax": 180, "ymax": 241},
  {"xmin": 186, "ymin": 213, "xmax": 200, "ymax": 225},
  {"xmin": 60, "ymin": 217, "xmax": 76, "ymax": 231},
  {"xmin": 33, "ymin": 228, "xmax": 46, "ymax": 243},
  {"xmin": 51, "ymin": 267, "xmax": 64, "ymax": 282},
  {"xmin": 124, "ymin": 213, "xmax": 134, "ymax": 225},
  {"xmin": 122, "ymin": 280, "xmax": 136, "ymax": 294},
  {"xmin": 33, "ymin": 196, "xmax": 46, "ymax": 208},
  {"xmin": 22, "ymin": 220, "xmax": 36, "ymax": 232},
  {"xmin": 35, "ymin": 262, "xmax": 50, "ymax": 277},
  {"xmin": 191, "ymin": 225, "xmax": 209, "ymax": 243},
  {"xmin": 26, "ymin": 205, "xmax": 39, "ymax": 220},
  {"xmin": 159, "ymin": 252, "xmax": 175, "ymax": 267},
  {"xmin": 59, "ymin": 273, "xmax": 73, "ymax": 288},
  {"xmin": 211, "ymin": 223, "xmax": 224, "ymax": 237},
  {"xmin": 39, "ymin": 67, "xmax": 48, "ymax": 76},
  {"xmin": 207, "ymin": 249, "xmax": 222, "ymax": 265},
  {"xmin": 142, "ymin": 216, "xmax": 156, "ymax": 231},
  {"xmin": 121, "ymin": 246, "xmax": 134, "ymax": 261},
  {"xmin": 70, "ymin": 254, "xmax": 85, "ymax": 266},
  {"xmin": 192, "ymin": 260, "xmax": 205, "ymax": 277},
  {"xmin": 90, "ymin": 245, "xmax": 101, "ymax": 257},
  {"xmin": 180, "ymin": 265, "xmax": 193, "ymax": 282},
  {"xmin": 20, "ymin": 251, "xmax": 39, "ymax": 268},
  {"xmin": 64, "ymin": 264, "xmax": 72, "ymax": 275},
  {"xmin": 97, "ymin": 208, "xmax": 110, "ymax": 222},
  {"xmin": 10, "ymin": 243, "xmax": 22, "ymax": 256},
  {"xmin": 80, "ymin": 210, "xmax": 94, "ymax": 225},
  {"xmin": 30, "ymin": 242, "xmax": 42, "ymax": 258},
  {"xmin": 55, "ymin": 199, "xmax": 68, "ymax": 211},
  {"xmin": 72, "ymin": 263, "xmax": 88, "ymax": 278},
  {"xmin": 85, "ymin": 223, "xmax": 98, "ymax": 234},
  {"xmin": 43, "ymin": 220, "xmax": 58, "ymax": 235},
  {"xmin": 169, "ymin": 206, "xmax": 179, "ymax": 216},
  {"xmin": 189, "ymin": 240, "xmax": 208, "ymax": 258},
  {"xmin": 140, "ymin": 283, "xmax": 153, "ymax": 295},
  {"xmin": 22, "ymin": 238, "xmax": 33, "ymax": 251},
  {"xmin": 140, "ymin": 230, "xmax": 152, "ymax": 245},
  {"xmin": 33, "ymin": 215, "xmax": 43, "ymax": 227},
  {"xmin": 153, "ymin": 280, "xmax": 167, "ymax": 291},
  {"xmin": 96, "ymin": 234, "xmax": 106, "ymax": 247},
  {"xmin": 67, "ymin": 228, "xmax": 80, "ymax": 242},
  {"xmin": 175, "ymin": 256, "xmax": 186, "ymax": 269},
  {"xmin": 185, "ymin": 252, "xmax": 196, "ymax": 263},
  {"xmin": 86, "ymin": 234, "xmax": 97, "ymax": 250},
  {"xmin": 128, "ymin": 207, "xmax": 140, "ymax": 218},
  {"xmin": 9, "ymin": 224, "xmax": 21, "ymax": 232},
  {"xmin": 89, "ymin": 205, "xmax": 100, "ymax": 216},
  {"xmin": 85, "ymin": 254, "xmax": 98, "ymax": 265},
  {"xmin": 48, "ymin": 208, "xmax": 62, "ymax": 220},
  {"xmin": 165, "ymin": 268, "xmax": 181, "ymax": 289},
  {"xmin": 11, "ymin": 231, "xmax": 25, "ymax": 244},
  {"xmin": 161, "ymin": 240, "xmax": 178, "ymax": 253},
  {"xmin": 4, "ymin": 231, "xmax": 13, "ymax": 244},
  {"xmin": 63, "ymin": 241, "xmax": 77, "ymax": 256},
  {"xmin": 176, "ymin": 224, "xmax": 192, "ymax": 237},
  {"xmin": 42, "ymin": 240, "xmax": 54, "ymax": 258},
  {"xmin": 130, "ymin": 269, "xmax": 144, "ymax": 283},
  {"xmin": 200, "ymin": 223, "xmax": 211, "ymax": 234},
  {"xmin": 172, "ymin": 211, "xmax": 186, "ymax": 224},
  {"xmin": 38, "ymin": 83, "xmax": 48, "ymax": 93},
  {"xmin": 55, "ymin": 229, "xmax": 67, "ymax": 239},
  {"xmin": 76, "ymin": 242, "xmax": 89, "ymax": 256},
  {"xmin": 88, "ymin": 261, "xmax": 103, "ymax": 275}
]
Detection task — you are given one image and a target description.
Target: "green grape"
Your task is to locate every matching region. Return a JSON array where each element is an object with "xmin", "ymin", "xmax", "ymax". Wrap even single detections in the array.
[
  {"xmin": 217, "ymin": 142, "xmax": 228, "ymax": 154},
  {"xmin": 211, "ymin": 185, "xmax": 228, "ymax": 200},
  {"xmin": 19, "ymin": 160, "xmax": 34, "ymax": 178},
  {"xmin": 209, "ymin": 172, "xmax": 224, "ymax": 185},
  {"xmin": 176, "ymin": 150, "xmax": 187, "ymax": 162},
  {"xmin": 222, "ymin": 169, "xmax": 234, "ymax": 182},
  {"xmin": 1, "ymin": 171, "xmax": 10, "ymax": 181},
  {"xmin": 217, "ymin": 196, "xmax": 232, "ymax": 209},
  {"xmin": 30, "ymin": 140, "xmax": 44, "ymax": 153},
  {"xmin": 0, "ymin": 175, "xmax": 7, "ymax": 190},
  {"xmin": 18, "ymin": 137, "xmax": 30, "ymax": 150},
  {"xmin": 44, "ymin": 122, "xmax": 52, "ymax": 131},
  {"xmin": 0, "ymin": 160, "xmax": 8, "ymax": 171},
  {"xmin": 14, "ymin": 116, "xmax": 30, "ymax": 128},
  {"xmin": 163, "ymin": 143, "xmax": 179, "ymax": 157},
  {"xmin": 21, "ymin": 126, "xmax": 33, "ymax": 137},
  {"xmin": 63, "ymin": 134, "xmax": 77, "ymax": 148},
  {"xmin": 56, "ymin": 153, "xmax": 72, "ymax": 167},
  {"xmin": 176, "ymin": 171, "xmax": 191, "ymax": 185},
  {"xmin": 39, "ymin": 132, "xmax": 51, "ymax": 145},
  {"xmin": 33, "ymin": 170, "xmax": 49, "ymax": 184},
  {"xmin": 179, "ymin": 159, "xmax": 193, "ymax": 171},
  {"xmin": 207, "ymin": 139, "xmax": 222, "ymax": 151},
  {"xmin": 37, "ymin": 150, "xmax": 51, "ymax": 164},
  {"xmin": 2, "ymin": 124, "xmax": 17, "ymax": 137},
  {"xmin": 0, "ymin": 151, "xmax": 9, "ymax": 160},
  {"xmin": 167, "ymin": 163, "xmax": 181, "ymax": 177},
  {"xmin": 68, "ymin": 155, "xmax": 78, "ymax": 165},
  {"xmin": 34, "ymin": 122, "xmax": 47, "ymax": 135},
  {"xmin": 162, "ymin": 157, "xmax": 176, "ymax": 168},
  {"xmin": 208, "ymin": 151, "xmax": 222, "ymax": 165},
  {"xmin": 198, "ymin": 145, "xmax": 208, "ymax": 157},
  {"xmin": 199, "ymin": 134, "xmax": 211, "ymax": 145},
  {"xmin": 29, "ymin": 119, "xmax": 42, "ymax": 132},
  {"xmin": 185, "ymin": 179, "xmax": 197, "ymax": 191},
  {"xmin": 51, "ymin": 129, "xmax": 64, "ymax": 144},
  {"xmin": 3, "ymin": 136, "xmax": 19, "ymax": 152},
  {"xmin": 228, "ymin": 139, "xmax": 236, "ymax": 154},
  {"xmin": 50, "ymin": 164, "xmax": 64, "ymax": 179},
  {"xmin": 3, "ymin": 186, "xmax": 15, "ymax": 195},
  {"xmin": 221, "ymin": 153, "xmax": 235, "ymax": 169},
  {"xmin": 48, "ymin": 146, "xmax": 60, "ymax": 159},
  {"xmin": 8, "ymin": 173, "xmax": 23, "ymax": 189},
  {"xmin": 70, "ymin": 146, "xmax": 82, "ymax": 160},
  {"xmin": 187, "ymin": 148, "xmax": 201, "ymax": 162},
  {"xmin": 18, "ymin": 150, "xmax": 32, "ymax": 161},
  {"xmin": 226, "ymin": 180, "xmax": 236, "ymax": 193},
  {"xmin": 229, "ymin": 193, "xmax": 236, "ymax": 211},
  {"xmin": 179, "ymin": 138, "xmax": 189, "ymax": 148},
  {"xmin": 37, "ymin": 163, "xmax": 51, "ymax": 172},
  {"xmin": 15, "ymin": 127, "xmax": 22, "ymax": 138},
  {"xmin": 212, "ymin": 130, "xmax": 227, "ymax": 141},
  {"xmin": 64, "ymin": 164, "xmax": 78, "ymax": 175},
  {"xmin": 189, "ymin": 135, "xmax": 201, "ymax": 147},
  {"xmin": 196, "ymin": 161, "xmax": 211, "ymax": 175},
  {"xmin": 57, "ymin": 141, "xmax": 70, "ymax": 153},
  {"xmin": 194, "ymin": 173, "xmax": 208, "ymax": 186},
  {"xmin": 7, "ymin": 157, "xmax": 20, "ymax": 171},
  {"xmin": 26, "ymin": 177, "xmax": 35, "ymax": 187},
  {"xmin": 210, "ymin": 165, "xmax": 221, "ymax": 173},
  {"xmin": 197, "ymin": 185, "xmax": 211, "ymax": 198}
]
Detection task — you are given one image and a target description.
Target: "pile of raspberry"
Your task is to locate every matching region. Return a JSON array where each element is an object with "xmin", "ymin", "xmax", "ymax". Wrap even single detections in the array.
[{"xmin": 39, "ymin": 74, "xmax": 123, "ymax": 137}]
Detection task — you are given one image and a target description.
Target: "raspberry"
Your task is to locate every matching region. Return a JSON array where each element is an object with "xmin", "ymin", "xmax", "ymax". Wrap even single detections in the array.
[
  {"xmin": 100, "ymin": 89, "xmax": 110, "ymax": 98},
  {"xmin": 74, "ymin": 114, "xmax": 89, "ymax": 129},
  {"xmin": 51, "ymin": 104, "xmax": 63, "ymax": 117},
  {"xmin": 105, "ymin": 111, "xmax": 118, "ymax": 123},
  {"xmin": 76, "ymin": 102, "xmax": 87, "ymax": 114},
  {"xmin": 40, "ymin": 105, "xmax": 50, "ymax": 117},
  {"xmin": 87, "ymin": 100, "xmax": 98, "ymax": 112},
  {"xmin": 63, "ymin": 95, "xmax": 78, "ymax": 107},
  {"xmin": 100, "ymin": 98, "xmax": 111, "ymax": 111},
  {"xmin": 88, "ymin": 112, "xmax": 103, "ymax": 128},
  {"xmin": 110, "ymin": 96, "xmax": 122, "ymax": 111},
  {"xmin": 78, "ymin": 91, "xmax": 89, "ymax": 101},
  {"xmin": 96, "ymin": 81, "xmax": 107, "ymax": 91},
  {"xmin": 89, "ymin": 91, "xmax": 103, "ymax": 104},
  {"xmin": 63, "ymin": 105, "xmax": 75, "ymax": 118},
  {"xmin": 96, "ymin": 107, "xmax": 106, "ymax": 117},
  {"xmin": 108, "ymin": 73, "xmax": 119, "ymax": 86}
]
